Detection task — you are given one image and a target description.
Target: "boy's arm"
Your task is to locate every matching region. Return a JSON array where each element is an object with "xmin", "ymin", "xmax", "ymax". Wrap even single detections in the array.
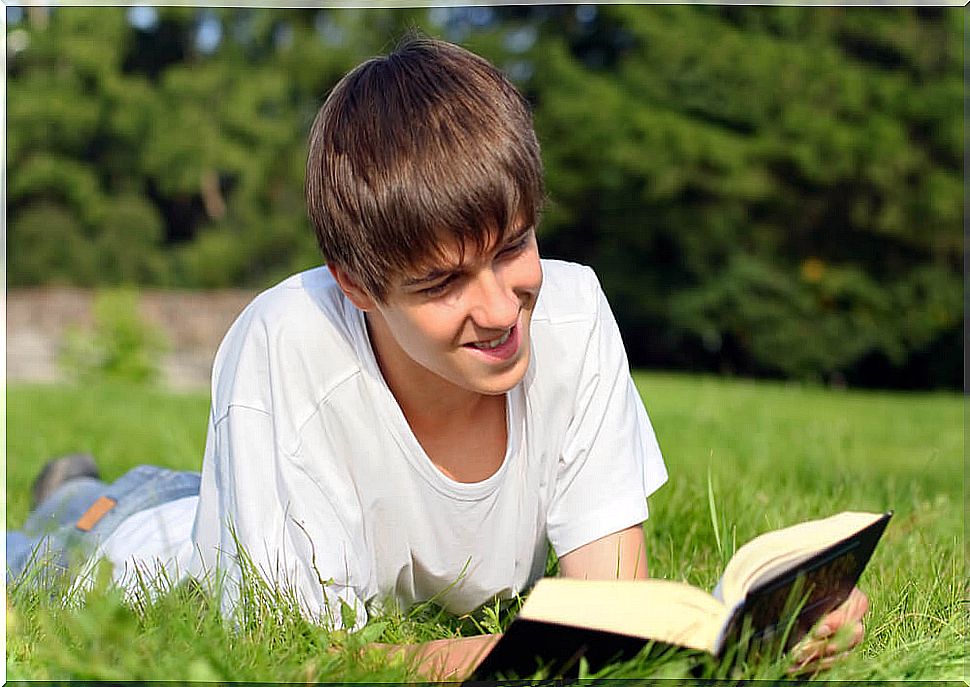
[{"xmin": 558, "ymin": 523, "xmax": 650, "ymax": 580}]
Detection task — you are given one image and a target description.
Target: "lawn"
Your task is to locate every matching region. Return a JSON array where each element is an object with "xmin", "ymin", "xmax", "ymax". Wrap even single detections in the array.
[{"xmin": 6, "ymin": 374, "xmax": 965, "ymax": 680}]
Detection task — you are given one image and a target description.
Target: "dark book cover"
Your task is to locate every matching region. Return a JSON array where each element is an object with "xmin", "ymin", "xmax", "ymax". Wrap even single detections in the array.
[
  {"xmin": 715, "ymin": 510, "xmax": 892, "ymax": 656},
  {"xmin": 469, "ymin": 617, "xmax": 659, "ymax": 680},
  {"xmin": 469, "ymin": 511, "xmax": 892, "ymax": 681}
]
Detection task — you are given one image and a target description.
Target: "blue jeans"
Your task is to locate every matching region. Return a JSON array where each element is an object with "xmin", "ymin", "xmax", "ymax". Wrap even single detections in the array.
[{"xmin": 6, "ymin": 465, "xmax": 200, "ymax": 584}]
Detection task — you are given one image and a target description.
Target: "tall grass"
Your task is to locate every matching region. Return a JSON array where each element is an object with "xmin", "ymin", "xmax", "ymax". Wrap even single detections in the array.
[{"xmin": 6, "ymin": 374, "xmax": 964, "ymax": 680}]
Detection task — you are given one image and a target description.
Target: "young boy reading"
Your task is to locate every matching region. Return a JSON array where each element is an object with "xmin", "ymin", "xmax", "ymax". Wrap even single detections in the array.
[{"xmin": 7, "ymin": 36, "xmax": 867, "ymax": 679}]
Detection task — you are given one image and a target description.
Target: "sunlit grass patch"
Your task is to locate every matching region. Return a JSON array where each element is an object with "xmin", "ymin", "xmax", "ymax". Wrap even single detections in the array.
[{"xmin": 6, "ymin": 375, "xmax": 963, "ymax": 680}]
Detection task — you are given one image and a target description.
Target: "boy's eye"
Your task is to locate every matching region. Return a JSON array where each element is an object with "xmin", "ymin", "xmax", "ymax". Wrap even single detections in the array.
[
  {"xmin": 413, "ymin": 230, "xmax": 532, "ymax": 298},
  {"xmin": 497, "ymin": 234, "xmax": 530, "ymax": 258},
  {"xmin": 420, "ymin": 276, "xmax": 456, "ymax": 297}
]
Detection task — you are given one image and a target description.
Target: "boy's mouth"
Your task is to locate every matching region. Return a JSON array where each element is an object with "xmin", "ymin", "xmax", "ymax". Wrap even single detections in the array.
[
  {"xmin": 469, "ymin": 329, "xmax": 512, "ymax": 350},
  {"xmin": 463, "ymin": 323, "xmax": 521, "ymax": 361}
]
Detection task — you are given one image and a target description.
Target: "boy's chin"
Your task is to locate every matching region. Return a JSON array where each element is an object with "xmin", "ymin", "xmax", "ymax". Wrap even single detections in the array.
[{"xmin": 467, "ymin": 354, "xmax": 531, "ymax": 396}]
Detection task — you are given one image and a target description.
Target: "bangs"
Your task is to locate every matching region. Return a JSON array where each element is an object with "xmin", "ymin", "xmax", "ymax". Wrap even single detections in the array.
[
  {"xmin": 306, "ymin": 36, "xmax": 545, "ymax": 301},
  {"xmin": 375, "ymin": 135, "xmax": 543, "ymax": 280}
]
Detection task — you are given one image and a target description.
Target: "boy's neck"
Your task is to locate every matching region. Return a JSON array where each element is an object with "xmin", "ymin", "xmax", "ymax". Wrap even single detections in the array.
[
  {"xmin": 364, "ymin": 312, "xmax": 509, "ymax": 483},
  {"xmin": 366, "ymin": 314, "xmax": 492, "ymax": 425}
]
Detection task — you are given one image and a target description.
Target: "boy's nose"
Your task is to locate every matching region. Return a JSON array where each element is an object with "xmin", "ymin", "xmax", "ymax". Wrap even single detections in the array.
[{"xmin": 468, "ymin": 270, "xmax": 519, "ymax": 330}]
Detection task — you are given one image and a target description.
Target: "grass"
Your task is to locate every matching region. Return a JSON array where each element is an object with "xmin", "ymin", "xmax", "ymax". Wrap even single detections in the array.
[{"xmin": 6, "ymin": 373, "xmax": 965, "ymax": 681}]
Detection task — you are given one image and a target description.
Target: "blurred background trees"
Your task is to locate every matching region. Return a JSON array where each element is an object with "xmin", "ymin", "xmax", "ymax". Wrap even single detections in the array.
[{"xmin": 6, "ymin": 5, "xmax": 962, "ymax": 389}]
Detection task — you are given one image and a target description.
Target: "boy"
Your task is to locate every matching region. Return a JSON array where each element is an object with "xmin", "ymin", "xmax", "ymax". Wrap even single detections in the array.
[
  {"xmin": 8, "ymin": 36, "xmax": 866, "ymax": 679},
  {"xmin": 193, "ymin": 35, "xmax": 667, "ymax": 673}
]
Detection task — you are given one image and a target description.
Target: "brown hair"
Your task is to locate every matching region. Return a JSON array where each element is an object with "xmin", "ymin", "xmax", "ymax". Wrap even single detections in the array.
[{"xmin": 305, "ymin": 35, "xmax": 544, "ymax": 302}]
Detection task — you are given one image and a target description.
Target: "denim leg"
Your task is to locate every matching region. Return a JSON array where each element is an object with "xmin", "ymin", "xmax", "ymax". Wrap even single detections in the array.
[
  {"xmin": 6, "ymin": 531, "xmax": 38, "ymax": 582},
  {"xmin": 9, "ymin": 478, "xmax": 107, "ymax": 583},
  {"xmin": 22, "ymin": 477, "xmax": 108, "ymax": 536},
  {"xmin": 8, "ymin": 467, "xmax": 200, "ymax": 586}
]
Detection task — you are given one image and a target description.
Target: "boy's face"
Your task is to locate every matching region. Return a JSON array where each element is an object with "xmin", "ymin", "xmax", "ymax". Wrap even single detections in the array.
[{"xmin": 334, "ymin": 224, "xmax": 542, "ymax": 398}]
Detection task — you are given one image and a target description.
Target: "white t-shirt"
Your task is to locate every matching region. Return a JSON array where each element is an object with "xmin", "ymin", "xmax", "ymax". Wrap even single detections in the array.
[
  {"xmin": 184, "ymin": 259, "xmax": 667, "ymax": 628},
  {"xmin": 97, "ymin": 497, "xmax": 198, "ymax": 589},
  {"xmin": 73, "ymin": 496, "xmax": 197, "ymax": 600}
]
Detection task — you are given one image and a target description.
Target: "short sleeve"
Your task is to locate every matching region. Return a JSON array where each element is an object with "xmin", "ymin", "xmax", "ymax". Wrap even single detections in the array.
[{"xmin": 545, "ymin": 273, "xmax": 668, "ymax": 556}]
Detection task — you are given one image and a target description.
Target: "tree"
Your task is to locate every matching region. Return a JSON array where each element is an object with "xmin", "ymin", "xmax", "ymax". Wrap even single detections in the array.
[{"xmin": 6, "ymin": 6, "xmax": 962, "ymax": 388}]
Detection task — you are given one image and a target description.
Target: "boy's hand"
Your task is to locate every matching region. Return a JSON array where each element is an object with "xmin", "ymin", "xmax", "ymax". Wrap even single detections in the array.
[
  {"xmin": 788, "ymin": 587, "xmax": 868, "ymax": 674},
  {"xmin": 409, "ymin": 633, "xmax": 502, "ymax": 680},
  {"xmin": 373, "ymin": 633, "xmax": 502, "ymax": 681}
]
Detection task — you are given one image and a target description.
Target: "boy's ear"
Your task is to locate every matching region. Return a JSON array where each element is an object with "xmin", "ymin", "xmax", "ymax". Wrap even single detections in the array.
[{"xmin": 328, "ymin": 263, "xmax": 377, "ymax": 311}]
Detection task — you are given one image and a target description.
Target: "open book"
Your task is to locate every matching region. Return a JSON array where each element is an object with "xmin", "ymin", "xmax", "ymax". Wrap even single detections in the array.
[{"xmin": 471, "ymin": 510, "xmax": 892, "ymax": 679}]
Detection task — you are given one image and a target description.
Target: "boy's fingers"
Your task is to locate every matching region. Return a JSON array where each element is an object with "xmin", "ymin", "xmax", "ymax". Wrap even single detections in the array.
[
  {"xmin": 791, "ymin": 588, "xmax": 869, "ymax": 675},
  {"xmin": 815, "ymin": 653, "xmax": 847, "ymax": 671},
  {"xmin": 822, "ymin": 618, "xmax": 865, "ymax": 656},
  {"xmin": 814, "ymin": 587, "xmax": 869, "ymax": 639},
  {"xmin": 792, "ymin": 615, "xmax": 865, "ymax": 674},
  {"xmin": 846, "ymin": 587, "xmax": 869, "ymax": 619},
  {"xmin": 847, "ymin": 618, "xmax": 865, "ymax": 648},
  {"xmin": 788, "ymin": 645, "xmax": 852, "ymax": 675},
  {"xmin": 792, "ymin": 638, "xmax": 822, "ymax": 664}
]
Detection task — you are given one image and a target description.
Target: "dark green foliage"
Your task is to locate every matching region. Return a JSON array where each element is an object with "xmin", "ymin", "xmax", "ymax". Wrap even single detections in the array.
[
  {"xmin": 6, "ymin": 6, "xmax": 961, "ymax": 387},
  {"xmin": 525, "ymin": 6, "xmax": 961, "ymax": 387}
]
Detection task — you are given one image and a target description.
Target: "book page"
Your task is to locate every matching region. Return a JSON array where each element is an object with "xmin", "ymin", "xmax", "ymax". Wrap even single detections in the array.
[
  {"xmin": 518, "ymin": 578, "xmax": 728, "ymax": 653},
  {"xmin": 718, "ymin": 511, "xmax": 885, "ymax": 605}
]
